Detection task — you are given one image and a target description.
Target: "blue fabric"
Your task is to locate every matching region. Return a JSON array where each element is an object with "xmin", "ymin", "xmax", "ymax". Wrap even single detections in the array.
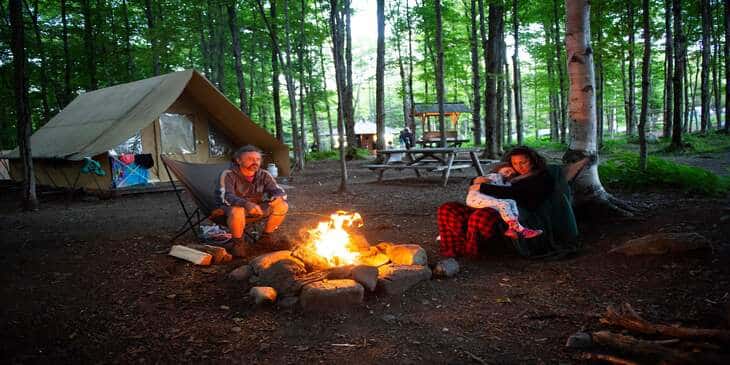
[{"xmin": 111, "ymin": 158, "xmax": 149, "ymax": 188}]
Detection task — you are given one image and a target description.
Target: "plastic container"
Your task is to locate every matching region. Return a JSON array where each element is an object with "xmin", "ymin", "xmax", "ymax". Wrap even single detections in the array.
[{"xmin": 266, "ymin": 163, "xmax": 278, "ymax": 178}]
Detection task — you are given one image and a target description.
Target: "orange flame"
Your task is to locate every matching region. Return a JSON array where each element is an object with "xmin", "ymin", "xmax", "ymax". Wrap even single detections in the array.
[{"xmin": 309, "ymin": 211, "xmax": 363, "ymax": 267}]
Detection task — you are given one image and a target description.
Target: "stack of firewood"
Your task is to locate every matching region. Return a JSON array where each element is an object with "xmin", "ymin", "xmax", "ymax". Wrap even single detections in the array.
[{"xmin": 567, "ymin": 303, "xmax": 730, "ymax": 364}]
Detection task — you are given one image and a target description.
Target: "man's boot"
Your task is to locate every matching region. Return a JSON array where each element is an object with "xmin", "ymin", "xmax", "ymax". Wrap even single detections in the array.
[{"xmin": 224, "ymin": 237, "xmax": 250, "ymax": 258}]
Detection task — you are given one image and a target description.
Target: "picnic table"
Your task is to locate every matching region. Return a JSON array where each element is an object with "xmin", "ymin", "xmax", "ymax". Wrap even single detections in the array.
[
  {"xmin": 416, "ymin": 138, "xmax": 471, "ymax": 148},
  {"xmin": 364, "ymin": 147, "xmax": 487, "ymax": 186}
]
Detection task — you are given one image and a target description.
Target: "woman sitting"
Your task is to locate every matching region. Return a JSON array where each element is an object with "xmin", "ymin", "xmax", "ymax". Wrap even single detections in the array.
[{"xmin": 437, "ymin": 146, "xmax": 579, "ymax": 258}]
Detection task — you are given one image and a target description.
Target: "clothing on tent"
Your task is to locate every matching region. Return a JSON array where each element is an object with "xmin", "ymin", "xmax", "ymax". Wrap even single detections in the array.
[
  {"xmin": 134, "ymin": 153, "xmax": 154, "ymax": 169},
  {"xmin": 81, "ymin": 157, "xmax": 106, "ymax": 176},
  {"xmin": 111, "ymin": 158, "xmax": 149, "ymax": 188},
  {"xmin": 119, "ymin": 153, "xmax": 135, "ymax": 165}
]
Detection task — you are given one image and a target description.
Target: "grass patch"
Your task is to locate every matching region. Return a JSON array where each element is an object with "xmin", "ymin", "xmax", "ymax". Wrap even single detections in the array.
[
  {"xmin": 657, "ymin": 131, "xmax": 730, "ymax": 154},
  {"xmin": 599, "ymin": 152, "xmax": 730, "ymax": 196},
  {"xmin": 521, "ymin": 137, "xmax": 565, "ymax": 151}
]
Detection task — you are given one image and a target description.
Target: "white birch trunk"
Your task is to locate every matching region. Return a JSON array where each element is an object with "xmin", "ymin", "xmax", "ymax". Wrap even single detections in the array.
[{"xmin": 563, "ymin": 0, "xmax": 630, "ymax": 213}]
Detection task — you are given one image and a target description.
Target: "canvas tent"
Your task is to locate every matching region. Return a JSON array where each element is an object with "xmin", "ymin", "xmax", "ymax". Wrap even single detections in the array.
[{"xmin": 3, "ymin": 69, "xmax": 289, "ymax": 192}]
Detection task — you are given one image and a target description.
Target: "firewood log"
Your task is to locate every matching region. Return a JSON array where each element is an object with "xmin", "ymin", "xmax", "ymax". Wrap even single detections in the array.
[
  {"xmin": 169, "ymin": 245, "xmax": 212, "ymax": 266},
  {"xmin": 601, "ymin": 303, "xmax": 730, "ymax": 344},
  {"xmin": 590, "ymin": 331, "xmax": 729, "ymax": 364}
]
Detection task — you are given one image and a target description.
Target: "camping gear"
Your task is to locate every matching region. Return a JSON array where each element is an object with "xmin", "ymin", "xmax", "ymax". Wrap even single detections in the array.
[
  {"xmin": 161, "ymin": 156, "xmax": 268, "ymax": 244},
  {"xmin": 4, "ymin": 70, "xmax": 289, "ymax": 193},
  {"xmin": 266, "ymin": 163, "xmax": 278, "ymax": 178}
]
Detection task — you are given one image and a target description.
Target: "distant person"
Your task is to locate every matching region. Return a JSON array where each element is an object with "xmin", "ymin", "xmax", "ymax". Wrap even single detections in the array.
[
  {"xmin": 399, "ymin": 127, "xmax": 414, "ymax": 149},
  {"xmin": 465, "ymin": 162, "xmax": 543, "ymax": 239},
  {"xmin": 216, "ymin": 145, "xmax": 288, "ymax": 257}
]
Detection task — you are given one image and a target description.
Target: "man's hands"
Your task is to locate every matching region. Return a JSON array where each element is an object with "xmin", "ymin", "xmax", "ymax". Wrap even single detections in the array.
[
  {"xmin": 248, "ymin": 204, "xmax": 265, "ymax": 216},
  {"xmin": 468, "ymin": 183, "xmax": 481, "ymax": 192}
]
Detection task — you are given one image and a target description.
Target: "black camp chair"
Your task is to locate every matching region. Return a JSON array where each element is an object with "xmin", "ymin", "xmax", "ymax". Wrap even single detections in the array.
[{"xmin": 161, "ymin": 156, "xmax": 267, "ymax": 244}]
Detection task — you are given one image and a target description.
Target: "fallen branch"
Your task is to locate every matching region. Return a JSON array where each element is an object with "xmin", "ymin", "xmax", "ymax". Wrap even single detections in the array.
[
  {"xmin": 579, "ymin": 352, "xmax": 638, "ymax": 365},
  {"xmin": 591, "ymin": 331, "xmax": 729, "ymax": 364},
  {"xmin": 600, "ymin": 303, "xmax": 730, "ymax": 344}
]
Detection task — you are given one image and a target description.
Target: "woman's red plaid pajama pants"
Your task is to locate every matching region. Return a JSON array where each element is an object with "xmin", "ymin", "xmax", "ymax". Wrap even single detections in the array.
[{"xmin": 437, "ymin": 201, "xmax": 501, "ymax": 257}]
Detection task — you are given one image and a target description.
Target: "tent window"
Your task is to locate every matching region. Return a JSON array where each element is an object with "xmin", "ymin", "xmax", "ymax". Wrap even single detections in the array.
[
  {"xmin": 110, "ymin": 131, "xmax": 143, "ymax": 156},
  {"xmin": 160, "ymin": 113, "xmax": 196, "ymax": 155},
  {"xmin": 208, "ymin": 123, "xmax": 233, "ymax": 158}
]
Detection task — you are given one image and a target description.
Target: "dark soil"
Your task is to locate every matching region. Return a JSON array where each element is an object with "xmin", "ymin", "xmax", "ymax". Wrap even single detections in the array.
[{"xmin": 1, "ymin": 158, "xmax": 729, "ymax": 364}]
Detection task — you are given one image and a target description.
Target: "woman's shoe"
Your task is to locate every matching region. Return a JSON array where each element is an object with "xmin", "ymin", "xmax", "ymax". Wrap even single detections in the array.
[
  {"xmin": 504, "ymin": 228, "xmax": 519, "ymax": 240},
  {"xmin": 520, "ymin": 228, "xmax": 543, "ymax": 239}
]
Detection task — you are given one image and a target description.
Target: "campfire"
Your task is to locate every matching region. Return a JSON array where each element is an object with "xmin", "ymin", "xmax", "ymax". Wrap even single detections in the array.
[
  {"xmin": 171, "ymin": 210, "xmax": 459, "ymax": 311},
  {"xmin": 291, "ymin": 211, "xmax": 391, "ymax": 271},
  {"xmin": 306, "ymin": 211, "xmax": 363, "ymax": 267}
]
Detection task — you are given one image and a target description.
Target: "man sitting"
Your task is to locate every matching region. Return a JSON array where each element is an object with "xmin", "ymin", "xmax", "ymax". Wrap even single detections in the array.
[{"xmin": 216, "ymin": 145, "xmax": 288, "ymax": 257}]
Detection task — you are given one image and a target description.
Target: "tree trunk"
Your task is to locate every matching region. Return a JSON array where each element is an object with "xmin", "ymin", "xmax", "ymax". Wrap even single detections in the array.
[
  {"xmin": 319, "ymin": 44, "xmax": 335, "ymax": 150},
  {"xmin": 214, "ymin": 2, "xmax": 226, "ymax": 92},
  {"xmin": 122, "ymin": 0, "xmax": 134, "ymax": 81},
  {"xmin": 144, "ymin": 0, "xmax": 159, "ymax": 76},
  {"xmin": 306, "ymin": 51, "xmax": 321, "ymax": 151},
  {"xmin": 663, "ymin": 0, "xmax": 673, "ymax": 138},
  {"xmin": 552, "ymin": 0, "xmax": 567, "ymax": 143},
  {"xmin": 545, "ymin": 18, "xmax": 559, "ymax": 142},
  {"xmin": 329, "ymin": 0, "xmax": 348, "ymax": 192},
  {"xmin": 298, "ymin": 0, "xmax": 307, "ymax": 162},
  {"xmin": 470, "ymin": 0, "xmax": 481, "ymax": 145},
  {"xmin": 82, "ymin": 0, "xmax": 97, "ymax": 89},
  {"xmin": 700, "ymin": 0, "xmax": 711, "ymax": 133},
  {"xmin": 512, "ymin": 0, "xmax": 523, "ymax": 145},
  {"xmin": 435, "ymin": 0, "xmax": 446, "ymax": 147},
  {"xmin": 639, "ymin": 0, "xmax": 651, "ymax": 170},
  {"xmin": 483, "ymin": 2, "xmax": 502, "ymax": 158},
  {"xmin": 712, "ymin": 5, "xmax": 722, "ymax": 130},
  {"xmin": 496, "ymin": 39, "xmax": 505, "ymax": 152},
  {"xmin": 690, "ymin": 55, "xmax": 700, "ymax": 132},
  {"xmin": 406, "ymin": 0, "xmax": 416, "ymax": 135},
  {"xmin": 24, "ymin": 0, "xmax": 50, "ymax": 126},
  {"xmin": 595, "ymin": 5, "xmax": 604, "ymax": 149},
  {"xmin": 375, "ymin": 0, "xmax": 385, "ymax": 150},
  {"xmin": 670, "ymin": 0, "xmax": 684, "ymax": 148},
  {"xmin": 265, "ymin": 1, "xmax": 283, "ymax": 142},
  {"xmin": 60, "ymin": 0, "xmax": 71, "ymax": 105},
  {"xmin": 505, "ymin": 54, "xmax": 513, "ymax": 145},
  {"xmin": 10, "ymin": 0, "xmax": 38, "ymax": 210},
  {"xmin": 392, "ymin": 2, "xmax": 410, "ymax": 133},
  {"xmin": 626, "ymin": 3, "xmax": 636, "ymax": 136},
  {"xmin": 344, "ymin": 0, "xmax": 356, "ymax": 156},
  {"xmin": 683, "ymin": 53, "xmax": 690, "ymax": 132},
  {"xmin": 228, "ymin": 4, "xmax": 249, "ymax": 114},
  {"xmin": 725, "ymin": 0, "xmax": 730, "ymax": 133},
  {"xmin": 564, "ymin": 0, "xmax": 628, "ymax": 214},
  {"xmin": 282, "ymin": 0, "xmax": 302, "ymax": 169}
]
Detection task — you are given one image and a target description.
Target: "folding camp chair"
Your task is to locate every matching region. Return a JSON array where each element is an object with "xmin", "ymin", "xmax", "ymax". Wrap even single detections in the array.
[{"xmin": 161, "ymin": 156, "xmax": 267, "ymax": 244}]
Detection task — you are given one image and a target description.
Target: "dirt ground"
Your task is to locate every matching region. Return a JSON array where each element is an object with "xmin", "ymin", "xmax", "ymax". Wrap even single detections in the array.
[{"xmin": 1, "ymin": 155, "xmax": 730, "ymax": 364}]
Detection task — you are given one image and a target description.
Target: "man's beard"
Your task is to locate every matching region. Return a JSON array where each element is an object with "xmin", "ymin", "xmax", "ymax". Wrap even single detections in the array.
[{"xmin": 244, "ymin": 164, "xmax": 260, "ymax": 172}]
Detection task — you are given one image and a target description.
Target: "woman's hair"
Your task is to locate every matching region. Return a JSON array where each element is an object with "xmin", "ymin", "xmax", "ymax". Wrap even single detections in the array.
[
  {"xmin": 502, "ymin": 145, "xmax": 547, "ymax": 172},
  {"xmin": 489, "ymin": 162, "xmax": 514, "ymax": 174}
]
